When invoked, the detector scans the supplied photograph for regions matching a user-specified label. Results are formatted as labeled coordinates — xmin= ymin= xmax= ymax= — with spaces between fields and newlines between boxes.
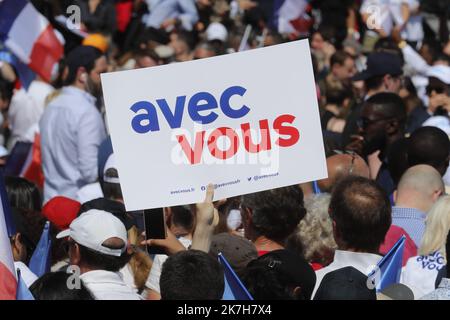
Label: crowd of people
xmin=1 ymin=0 xmax=450 ymax=300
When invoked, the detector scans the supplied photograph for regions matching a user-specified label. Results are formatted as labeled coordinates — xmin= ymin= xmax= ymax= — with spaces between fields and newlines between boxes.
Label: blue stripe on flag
xmin=368 ymin=235 xmax=405 ymax=292
xmin=16 ymin=269 xmax=35 ymax=300
xmin=0 ymin=0 xmax=29 ymax=40
xmin=29 ymin=221 xmax=52 ymax=277
xmin=0 ymin=170 xmax=16 ymax=237
xmin=218 ymin=253 xmax=253 ymax=300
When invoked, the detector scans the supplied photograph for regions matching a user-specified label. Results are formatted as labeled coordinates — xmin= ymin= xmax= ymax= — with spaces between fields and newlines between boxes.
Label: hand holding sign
xmin=191 ymin=184 xmax=226 ymax=253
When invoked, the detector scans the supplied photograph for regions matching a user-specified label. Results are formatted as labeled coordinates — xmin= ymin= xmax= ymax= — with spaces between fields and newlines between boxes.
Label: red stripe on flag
xmin=28 ymin=24 xmax=64 ymax=83
xmin=22 ymin=134 xmax=44 ymax=189
xmin=0 ymin=262 xmax=17 ymax=300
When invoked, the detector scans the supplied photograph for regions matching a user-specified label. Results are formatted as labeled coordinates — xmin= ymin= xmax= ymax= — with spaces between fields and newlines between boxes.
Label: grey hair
xmin=297 ymin=194 xmax=337 ymax=266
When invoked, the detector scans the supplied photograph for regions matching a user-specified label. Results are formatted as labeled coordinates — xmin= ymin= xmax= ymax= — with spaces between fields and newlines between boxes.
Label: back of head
xmin=11 ymin=208 xmax=46 ymax=262
xmin=419 ymin=195 xmax=450 ymax=257
xmin=240 ymin=186 xmax=306 ymax=242
xmin=241 ymin=249 xmax=316 ymax=300
xmin=58 ymin=209 xmax=131 ymax=272
xmin=30 ymin=272 xmax=94 ymax=300
xmin=408 ymin=126 xmax=450 ymax=176
xmin=78 ymin=198 xmax=133 ymax=231
xmin=318 ymin=153 xmax=370 ymax=193
xmin=169 ymin=205 xmax=194 ymax=235
xmin=4 ymin=176 xmax=42 ymax=212
xmin=330 ymin=176 xmax=391 ymax=252
xmin=296 ymin=194 xmax=337 ymax=266
xmin=160 ymin=250 xmax=224 ymax=300
xmin=396 ymin=165 xmax=444 ymax=208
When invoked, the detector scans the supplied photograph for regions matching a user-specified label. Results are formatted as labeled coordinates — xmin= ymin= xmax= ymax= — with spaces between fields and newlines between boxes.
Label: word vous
xmin=130 ymin=86 xmax=300 ymax=164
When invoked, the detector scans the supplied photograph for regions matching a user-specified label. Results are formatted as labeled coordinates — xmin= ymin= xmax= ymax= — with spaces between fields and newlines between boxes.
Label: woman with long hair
xmin=401 ymin=195 xmax=450 ymax=299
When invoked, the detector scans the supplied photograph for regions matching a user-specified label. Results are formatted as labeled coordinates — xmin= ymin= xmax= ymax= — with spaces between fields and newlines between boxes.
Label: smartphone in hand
xmin=143 ymin=208 xmax=167 ymax=255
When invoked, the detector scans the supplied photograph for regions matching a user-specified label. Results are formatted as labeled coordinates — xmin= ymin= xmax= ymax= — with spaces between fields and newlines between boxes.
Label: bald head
xmin=318 ymin=153 xmax=370 ymax=192
xmin=395 ymin=165 xmax=445 ymax=213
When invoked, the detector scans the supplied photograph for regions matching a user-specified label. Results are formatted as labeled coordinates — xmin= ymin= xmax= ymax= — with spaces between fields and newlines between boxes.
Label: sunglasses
xmin=356 ymin=116 xmax=394 ymax=129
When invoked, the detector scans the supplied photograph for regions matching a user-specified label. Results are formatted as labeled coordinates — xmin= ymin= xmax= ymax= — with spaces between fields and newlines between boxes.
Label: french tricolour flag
xmin=0 ymin=0 xmax=64 ymax=83
xmin=0 ymin=171 xmax=17 ymax=299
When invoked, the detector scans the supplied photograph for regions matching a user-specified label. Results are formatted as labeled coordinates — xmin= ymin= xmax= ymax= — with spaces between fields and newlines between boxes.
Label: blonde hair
xmin=127 ymin=226 xmax=153 ymax=293
xmin=298 ymin=194 xmax=337 ymax=266
xmin=418 ymin=195 xmax=450 ymax=261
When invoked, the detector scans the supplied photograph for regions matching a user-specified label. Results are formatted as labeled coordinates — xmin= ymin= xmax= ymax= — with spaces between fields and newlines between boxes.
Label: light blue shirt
xmin=143 ymin=0 xmax=198 ymax=31
xmin=391 ymin=207 xmax=426 ymax=248
xmin=39 ymin=86 xmax=106 ymax=203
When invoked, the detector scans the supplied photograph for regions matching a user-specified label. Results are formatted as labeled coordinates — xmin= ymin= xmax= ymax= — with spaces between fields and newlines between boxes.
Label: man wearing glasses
xmin=346 ymin=92 xmax=407 ymax=196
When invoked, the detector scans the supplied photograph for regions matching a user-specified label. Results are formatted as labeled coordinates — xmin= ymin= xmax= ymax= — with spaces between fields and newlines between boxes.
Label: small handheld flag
xmin=368 ymin=235 xmax=406 ymax=292
xmin=218 ymin=252 xmax=253 ymax=300
xmin=29 ymin=221 xmax=52 ymax=277
xmin=16 ymin=269 xmax=34 ymax=300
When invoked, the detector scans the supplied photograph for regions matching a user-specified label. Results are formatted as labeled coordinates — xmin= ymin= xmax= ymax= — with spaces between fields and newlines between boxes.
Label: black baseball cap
xmin=314 ymin=266 xmax=377 ymax=300
xmin=352 ymin=52 xmax=403 ymax=82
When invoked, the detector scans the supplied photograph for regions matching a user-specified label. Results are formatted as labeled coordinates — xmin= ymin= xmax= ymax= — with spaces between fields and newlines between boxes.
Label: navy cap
xmin=65 ymin=45 xmax=103 ymax=75
xmin=353 ymin=52 xmax=403 ymax=81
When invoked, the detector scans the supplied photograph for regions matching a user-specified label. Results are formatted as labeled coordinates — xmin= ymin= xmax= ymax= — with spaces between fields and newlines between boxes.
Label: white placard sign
xmin=101 ymin=40 xmax=327 ymax=210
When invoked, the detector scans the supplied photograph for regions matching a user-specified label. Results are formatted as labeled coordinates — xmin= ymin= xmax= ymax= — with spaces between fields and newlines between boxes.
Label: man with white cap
xmin=57 ymin=209 xmax=141 ymax=300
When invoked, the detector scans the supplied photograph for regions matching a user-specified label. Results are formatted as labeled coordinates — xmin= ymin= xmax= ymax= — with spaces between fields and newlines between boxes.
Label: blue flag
xmin=369 ymin=235 xmax=405 ymax=292
xmin=16 ymin=269 xmax=34 ymax=300
xmin=312 ymin=181 xmax=321 ymax=194
xmin=29 ymin=221 xmax=52 ymax=277
xmin=218 ymin=253 xmax=253 ymax=300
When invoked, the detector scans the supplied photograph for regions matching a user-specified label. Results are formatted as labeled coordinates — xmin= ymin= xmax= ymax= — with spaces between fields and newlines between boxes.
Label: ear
xmin=432 ymin=189 xmax=443 ymax=202
xmin=76 ymin=67 xmax=87 ymax=83
xmin=69 ymin=242 xmax=81 ymax=266
xmin=292 ymin=286 xmax=303 ymax=300
xmin=393 ymin=190 xmax=398 ymax=204
xmin=11 ymin=233 xmax=25 ymax=261
xmin=383 ymin=74 xmax=391 ymax=90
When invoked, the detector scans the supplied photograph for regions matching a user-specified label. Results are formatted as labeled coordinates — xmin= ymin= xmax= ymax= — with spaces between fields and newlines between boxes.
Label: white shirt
xmin=119 ymin=263 xmax=139 ymax=292
xmin=360 ymin=0 xmax=408 ymax=35
xmin=80 ymin=270 xmax=143 ymax=300
xmin=313 ymin=250 xmax=382 ymax=299
xmin=39 ymin=86 xmax=106 ymax=203
xmin=146 ymin=237 xmax=191 ymax=294
xmin=14 ymin=261 xmax=38 ymax=288
xmin=401 ymin=251 xmax=446 ymax=299
xmin=76 ymin=182 xmax=104 ymax=204
xmin=8 ymin=88 xmax=43 ymax=149
xmin=28 ymin=80 xmax=54 ymax=111
xmin=402 ymin=0 xmax=423 ymax=42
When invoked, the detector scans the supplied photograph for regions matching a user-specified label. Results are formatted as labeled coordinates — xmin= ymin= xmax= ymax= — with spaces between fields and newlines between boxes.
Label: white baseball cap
xmin=206 ymin=22 xmax=228 ymax=42
xmin=56 ymin=209 xmax=128 ymax=257
xmin=103 ymin=153 xmax=120 ymax=184
xmin=427 ymin=65 xmax=450 ymax=85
